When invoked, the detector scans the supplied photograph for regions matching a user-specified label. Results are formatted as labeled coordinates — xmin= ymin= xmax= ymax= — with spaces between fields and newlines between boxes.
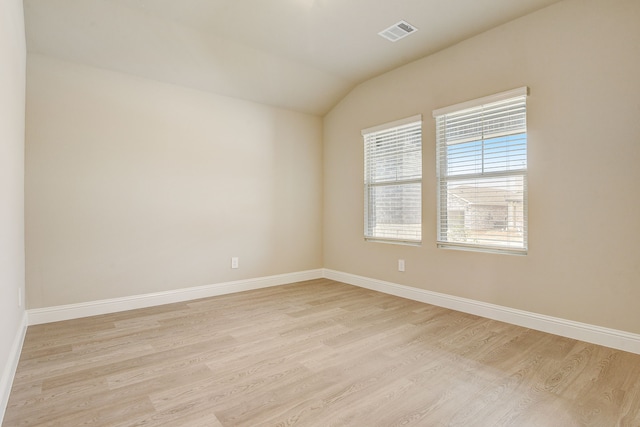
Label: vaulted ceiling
xmin=23 ymin=0 xmax=563 ymax=115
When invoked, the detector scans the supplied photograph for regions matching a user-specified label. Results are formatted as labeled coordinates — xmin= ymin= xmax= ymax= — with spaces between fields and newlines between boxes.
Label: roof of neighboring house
xmin=448 ymin=185 xmax=522 ymax=206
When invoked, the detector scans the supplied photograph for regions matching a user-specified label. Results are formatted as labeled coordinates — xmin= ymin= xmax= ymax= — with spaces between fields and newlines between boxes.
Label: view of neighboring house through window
xmin=363 ymin=115 xmax=422 ymax=244
xmin=433 ymin=87 xmax=528 ymax=254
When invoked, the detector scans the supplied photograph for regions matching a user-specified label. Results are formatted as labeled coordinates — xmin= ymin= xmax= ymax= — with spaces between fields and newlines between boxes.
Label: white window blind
xmin=433 ymin=87 xmax=528 ymax=254
xmin=363 ymin=115 xmax=422 ymax=244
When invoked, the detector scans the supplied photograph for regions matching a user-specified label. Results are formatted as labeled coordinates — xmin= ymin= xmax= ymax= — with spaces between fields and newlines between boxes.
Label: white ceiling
xmin=23 ymin=0 xmax=563 ymax=115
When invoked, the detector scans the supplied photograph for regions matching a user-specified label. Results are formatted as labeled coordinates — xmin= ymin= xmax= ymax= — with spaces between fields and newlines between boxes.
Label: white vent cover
xmin=378 ymin=20 xmax=418 ymax=42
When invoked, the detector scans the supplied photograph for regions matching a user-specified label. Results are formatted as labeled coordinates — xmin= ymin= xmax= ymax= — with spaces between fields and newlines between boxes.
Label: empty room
xmin=2 ymin=0 xmax=640 ymax=425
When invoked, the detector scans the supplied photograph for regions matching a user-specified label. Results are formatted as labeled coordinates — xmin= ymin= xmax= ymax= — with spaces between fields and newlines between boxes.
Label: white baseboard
xmin=28 ymin=269 xmax=323 ymax=325
xmin=1 ymin=311 xmax=27 ymax=426
xmin=24 ymin=267 xmax=640 ymax=355
xmin=323 ymin=269 xmax=640 ymax=355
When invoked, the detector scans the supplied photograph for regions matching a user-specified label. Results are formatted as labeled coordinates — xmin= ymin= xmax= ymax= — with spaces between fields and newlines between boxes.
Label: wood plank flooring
xmin=4 ymin=278 xmax=640 ymax=426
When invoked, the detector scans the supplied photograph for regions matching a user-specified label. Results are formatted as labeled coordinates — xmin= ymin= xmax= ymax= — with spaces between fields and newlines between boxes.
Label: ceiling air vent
xmin=378 ymin=20 xmax=418 ymax=42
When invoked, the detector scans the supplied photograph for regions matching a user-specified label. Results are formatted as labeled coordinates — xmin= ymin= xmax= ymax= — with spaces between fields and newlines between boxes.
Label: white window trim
xmin=432 ymin=87 xmax=528 ymax=118
xmin=433 ymin=87 xmax=529 ymax=255
xmin=363 ymin=114 xmax=422 ymax=245
xmin=361 ymin=114 xmax=422 ymax=136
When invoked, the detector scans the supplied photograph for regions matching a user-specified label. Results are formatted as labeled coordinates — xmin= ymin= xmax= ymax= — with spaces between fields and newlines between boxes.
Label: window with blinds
xmin=433 ymin=87 xmax=528 ymax=254
xmin=363 ymin=115 xmax=422 ymax=244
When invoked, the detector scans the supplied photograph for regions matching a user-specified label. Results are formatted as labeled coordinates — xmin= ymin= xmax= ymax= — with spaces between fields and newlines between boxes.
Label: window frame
xmin=362 ymin=115 xmax=423 ymax=245
xmin=433 ymin=87 xmax=529 ymax=255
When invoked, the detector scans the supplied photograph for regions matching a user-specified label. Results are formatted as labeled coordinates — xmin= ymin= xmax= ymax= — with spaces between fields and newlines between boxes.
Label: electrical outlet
xmin=398 ymin=259 xmax=405 ymax=272
xmin=231 ymin=257 xmax=239 ymax=269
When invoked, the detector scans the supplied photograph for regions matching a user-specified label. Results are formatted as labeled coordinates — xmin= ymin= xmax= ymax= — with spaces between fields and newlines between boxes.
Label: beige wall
xmin=22 ymin=0 xmax=640 ymax=337
xmin=26 ymin=55 xmax=323 ymax=308
xmin=0 ymin=0 xmax=26 ymax=405
xmin=324 ymin=0 xmax=640 ymax=334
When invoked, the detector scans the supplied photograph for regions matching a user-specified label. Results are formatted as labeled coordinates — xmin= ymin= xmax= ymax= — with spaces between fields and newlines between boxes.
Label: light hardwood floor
xmin=4 ymin=279 xmax=640 ymax=426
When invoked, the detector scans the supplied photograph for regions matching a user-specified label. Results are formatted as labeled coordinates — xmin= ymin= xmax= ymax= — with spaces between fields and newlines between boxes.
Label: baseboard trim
xmin=28 ymin=269 xmax=323 ymax=325
xmin=24 ymin=268 xmax=640 ymax=354
xmin=0 ymin=311 xmax=27 ymax=426
xmin=323 ymin=269 xmax=640 ymax=355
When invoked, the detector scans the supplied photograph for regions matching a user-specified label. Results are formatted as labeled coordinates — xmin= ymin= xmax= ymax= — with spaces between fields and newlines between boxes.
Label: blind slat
xmin=434 ymin=91 xmax=528 ymax=253
xmin=363 ymin=117 xmax=422 ymax=243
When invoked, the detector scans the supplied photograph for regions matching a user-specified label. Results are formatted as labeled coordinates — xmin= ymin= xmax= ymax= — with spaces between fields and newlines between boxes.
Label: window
xmin=433 ymin=87 xmax=528 ymax=254
xmin=363 ymin=115 xmax=422 ymax=244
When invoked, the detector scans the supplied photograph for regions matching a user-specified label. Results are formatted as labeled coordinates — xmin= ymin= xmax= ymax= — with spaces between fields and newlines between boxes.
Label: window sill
xmin=437 ymin=242 xmax=527 ymax=256
xmin=365 ymin=237 xmax=422 ymax=247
